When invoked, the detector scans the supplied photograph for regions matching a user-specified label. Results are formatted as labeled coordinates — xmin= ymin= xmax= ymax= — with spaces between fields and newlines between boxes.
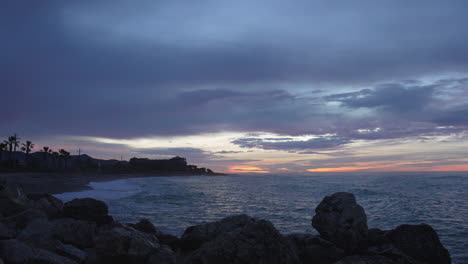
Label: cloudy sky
xmin=2 ymin=1 xmax=468 ymax=173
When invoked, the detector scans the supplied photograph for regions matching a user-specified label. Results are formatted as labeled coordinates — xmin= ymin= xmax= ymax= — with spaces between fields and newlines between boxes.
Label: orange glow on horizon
xmin=307 ymin=166 xmax=376 ymax=172
xmin=227 ymin=166 xmax=270 ymax=173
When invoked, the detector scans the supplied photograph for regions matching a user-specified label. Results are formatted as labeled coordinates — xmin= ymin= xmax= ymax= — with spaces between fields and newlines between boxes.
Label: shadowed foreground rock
xmin=312 ymin=192 xmax=368 ymax=253
xmin=0 ymin=181 xmax=451 ymax=264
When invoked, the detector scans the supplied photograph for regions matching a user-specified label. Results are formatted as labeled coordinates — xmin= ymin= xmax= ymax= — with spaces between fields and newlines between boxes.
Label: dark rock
xmin=0 ymin=222 xmax=15 ymax=239
xmin=33 ymin=248 xmax=79 ymax=264
xmin=0 ymin=239 xmax=34 ymax=264
xmin=185 ymin=216 xmax=300 ymax=264
xmin=158 ymin=232 xmax=181 ymax=250
xmin=1 ymin=208 xmax=47 ymax=230
xmin=19 ymin=219 xmax=88 ymax=263
xmin=52 ymin=218 xmax=97 ymax=248
xmin=333 ymin=255 xmax=398 ymax=264
xmin=55 ymin=242 xmax=88 ymax=263
xmin=386 ymin=224 xmax=451 ymax=264
xmin=181 ymin=214 xmax=255 ymax=250
xmin=312 ymin=192 xmax=368 ymax=253
xmin=17 ymin=218 xmax=56 ymax=250
xmin=28 ymin=193 xmax=64 ymax=218
xmin=0 ymin=198 xmax=28 ymax=217
xmin=367 ymin=245 xmax=422 ymax=264
xmin=129 ymin=218 xmax=159 ymax=234
xmin=95 ymin=224 xmax=174 ymax=263
xmin=63 ymin=198 xmax=113 ymax=225
xmin=147 ymin=245 xmax=177 ymax=264
xmin=0 ymin=181 xmax=30 ymax=217
xmin=0 ymin=239 xmax=78 ymax=264
xmin=368 ymin=228 xmax=389 ymax=246
xmin=287 ymin=233 xmax=345 ymax=264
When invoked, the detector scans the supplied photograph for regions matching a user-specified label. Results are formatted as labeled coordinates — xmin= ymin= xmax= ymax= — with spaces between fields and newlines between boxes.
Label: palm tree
xmin=59 ymin=149 xmax=70 ymax=169
xmin=21 ymin=140 xmax=34 ymax=156
xmin=40 ymin=146 xmax=52 ymax=167
xmin=4 ymin=134 xmax=20 ymax=168
xmin=21 ymin=140 xmax=34 ymax=168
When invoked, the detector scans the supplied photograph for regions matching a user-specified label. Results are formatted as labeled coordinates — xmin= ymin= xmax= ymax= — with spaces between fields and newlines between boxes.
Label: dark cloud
xmin=232 ymin=136 xmax=350 ymax=151
xmin=1 ymin=0 xmax=468 ymax=143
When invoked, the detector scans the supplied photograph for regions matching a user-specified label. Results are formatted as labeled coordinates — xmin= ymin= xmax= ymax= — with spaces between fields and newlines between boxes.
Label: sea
xmin=56 ymin=172 xmax=468 ymax=264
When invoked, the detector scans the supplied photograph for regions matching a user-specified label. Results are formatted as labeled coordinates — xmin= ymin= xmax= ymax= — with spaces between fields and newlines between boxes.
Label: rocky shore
xmin=0 ymin=181 xmax=451 ymax=264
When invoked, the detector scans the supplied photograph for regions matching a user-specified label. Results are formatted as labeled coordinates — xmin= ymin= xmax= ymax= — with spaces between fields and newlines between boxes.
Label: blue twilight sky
xmin=1 ymin=1 xmax=468 ymax=173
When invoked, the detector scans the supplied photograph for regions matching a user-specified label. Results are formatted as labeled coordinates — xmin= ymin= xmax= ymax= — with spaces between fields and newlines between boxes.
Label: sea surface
xmin=57 ymin=172 xmax=468 ymax=263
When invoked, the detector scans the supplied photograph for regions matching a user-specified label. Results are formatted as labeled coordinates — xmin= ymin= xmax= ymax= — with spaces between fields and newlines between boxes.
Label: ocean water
xmin=57 ymin=172 xmax=468 ymax=263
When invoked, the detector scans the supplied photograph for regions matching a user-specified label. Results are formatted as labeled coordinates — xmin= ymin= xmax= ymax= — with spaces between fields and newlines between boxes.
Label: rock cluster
xmin=0 ymin=180 xmax=451 ymax=264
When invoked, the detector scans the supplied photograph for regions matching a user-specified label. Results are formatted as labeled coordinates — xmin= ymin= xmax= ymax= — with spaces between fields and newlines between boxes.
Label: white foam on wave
xmin=55 ymin=178 xmax=142 ymax=202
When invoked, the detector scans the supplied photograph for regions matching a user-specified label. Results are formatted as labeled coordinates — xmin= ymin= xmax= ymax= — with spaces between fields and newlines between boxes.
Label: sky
xmin=1 ymin=1 xmax=468 ymax=173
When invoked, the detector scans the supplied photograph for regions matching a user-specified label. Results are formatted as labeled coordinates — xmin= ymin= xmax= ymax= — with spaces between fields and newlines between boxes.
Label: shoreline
xmin=0 ymin=172 xmax=228 ymax=195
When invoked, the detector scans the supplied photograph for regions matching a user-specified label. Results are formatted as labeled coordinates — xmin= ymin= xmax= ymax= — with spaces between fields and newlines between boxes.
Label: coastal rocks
xmin=0 ymin=239 xmax=34 ymax=263
xmin=0 ymin=239 xmax=78 ymax=264
xmin=312 ymin=192 xmax=368 ymax=253
xmin=51 ymin=218 xmax=97 ymax=248
xmin=287 ymin=233 xmax=345 ymax=264
xmin=183 ymin=216 xmax=300 ymax=264
xmin=94 ymin=224 xmax=175 ymax=264
xmin=0 ymin=181 xmax=30 ymax=217
xmin=386 ymin=224 xmax=451 ymax=264
xmin=0 ymin=181 xmax=453 ymax=264
xmin=63 ymin=198 xmax=113 ymax=225
xmin=129 ymin=218 xmax=160 ymax=234
xmin=27 ymin=193 xmax=64 ymax=218
xmin=2 ymin=208 xmax=47 ymax=230
xmin=180 ymin=214 xmax=255 ymax=250
xmin=0 ymin=222 xmax=14 ymax=239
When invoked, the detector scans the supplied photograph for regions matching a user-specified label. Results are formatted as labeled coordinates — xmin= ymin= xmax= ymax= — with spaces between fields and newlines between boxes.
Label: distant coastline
xmin=0 ymin=171 xmax=227 ymax=195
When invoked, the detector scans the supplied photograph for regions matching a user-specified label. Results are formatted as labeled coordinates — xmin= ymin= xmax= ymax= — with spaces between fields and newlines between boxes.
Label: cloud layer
xmin=1 ymin=1 xmax=468 ymax=171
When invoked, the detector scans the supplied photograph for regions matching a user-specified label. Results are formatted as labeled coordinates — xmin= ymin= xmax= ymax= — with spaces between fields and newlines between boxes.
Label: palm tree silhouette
xmin=4 ymin=134 xmax=20 ymax=168
xmin=21 ymin=140 xmax=35 ymax=168
xmin=59 ymin=149 xmax=70 ymax=169
xmin=40 ymin=146 xmax=52 ymax=168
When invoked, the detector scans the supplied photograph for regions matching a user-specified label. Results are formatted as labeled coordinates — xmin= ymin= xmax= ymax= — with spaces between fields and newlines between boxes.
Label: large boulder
xmin=184 ymin=215 xmax=300 ymax=264
xmin=27 ymin=193 xmax=64 ymax=218
xmin=1 ymin=208 xmax=47 ymax=230
xmin=129 ymin=218 xmax=160 ymax=234
xmin=0 ymin=181 xmax=30 ymax=217
xmin=181 ymin=214 xmax=255 ymax=250
xmin=51 ymin=218 xmax=97 ymax=249
xmin=386 ymin=224 xmax=451 ymax=264
xmin=287 ymin=233 xmax=345 ymax=264
xmin=63 ymin=198 xmax=113 ymax=225
xmin=0 ymin=239 xmax=34 ymax=264
xmin=312 ymin=192 xmax=368 ymax=253
xmin=0 ymin=222 xmax=15 ymax=239
xmin=54 ymin=242 xmax=88 ymax=263
xmin=17 ymin=218 xmax=90 ymax=263
xmin=95 ymin=224 xmax=175 ymax=264
xmin=0 ymin=239 xmax=78 ymax=264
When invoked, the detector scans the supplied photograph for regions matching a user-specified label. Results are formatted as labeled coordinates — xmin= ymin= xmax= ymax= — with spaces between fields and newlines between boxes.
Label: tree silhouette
xmin=59 ymin=149 xmax=70 ymax=169
xmin=21 ymin=140 xmax=34 ymax=168
xmin=4 ymin=134 xmax=20 ymax=168
xmin=40 ymin=146 xmax=53 ymax=168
